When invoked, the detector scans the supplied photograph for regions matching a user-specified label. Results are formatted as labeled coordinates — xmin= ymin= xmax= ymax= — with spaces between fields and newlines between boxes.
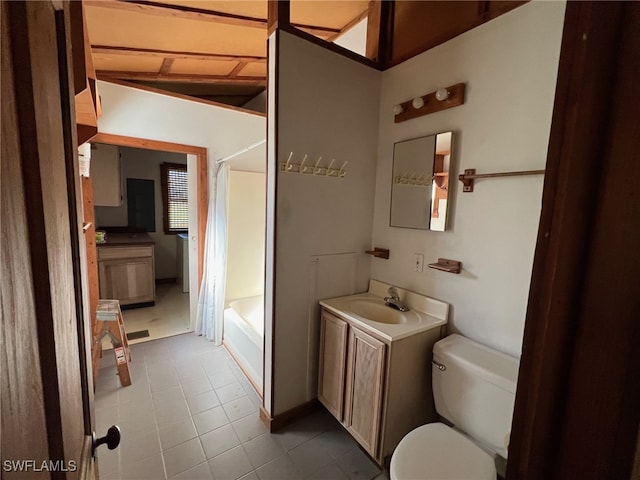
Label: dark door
xmin=2 ymin=2 xmax=100 ymax=478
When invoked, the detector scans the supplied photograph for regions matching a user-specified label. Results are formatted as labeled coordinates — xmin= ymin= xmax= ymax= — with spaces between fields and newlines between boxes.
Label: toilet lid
xmin=390 ymin=423 xmax=496 ymax=480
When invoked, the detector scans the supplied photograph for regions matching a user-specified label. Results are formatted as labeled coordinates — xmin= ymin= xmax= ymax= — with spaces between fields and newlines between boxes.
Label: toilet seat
xmin=390 ymin=423 xmax=496 ymax=480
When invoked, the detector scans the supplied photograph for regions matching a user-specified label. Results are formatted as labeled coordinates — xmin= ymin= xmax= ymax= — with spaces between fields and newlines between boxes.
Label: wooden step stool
xmin=96 ymin=299 xmax=132 ymax=387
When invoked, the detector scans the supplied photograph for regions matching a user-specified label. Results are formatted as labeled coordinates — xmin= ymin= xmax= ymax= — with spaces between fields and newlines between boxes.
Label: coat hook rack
xmin=280 ymin=152 xmax=348 ymax=178
xmin=458 ymin=168 xmax=545 ymax=192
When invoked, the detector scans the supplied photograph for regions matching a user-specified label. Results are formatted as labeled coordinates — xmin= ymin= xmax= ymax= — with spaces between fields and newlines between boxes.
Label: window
xmin=160 ymin=163 xmax=188 ymax=233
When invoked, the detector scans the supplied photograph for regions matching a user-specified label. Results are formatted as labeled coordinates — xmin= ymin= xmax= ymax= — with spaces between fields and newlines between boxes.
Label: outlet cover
xmin=414 ymin=253 xmax=424 ymax=273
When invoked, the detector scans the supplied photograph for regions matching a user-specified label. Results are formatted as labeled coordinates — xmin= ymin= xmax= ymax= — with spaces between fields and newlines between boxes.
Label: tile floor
xmin=103 ymin=283 xmax=190 ymax=350
xmin=95 ymin=333 xmax=389 ymax=480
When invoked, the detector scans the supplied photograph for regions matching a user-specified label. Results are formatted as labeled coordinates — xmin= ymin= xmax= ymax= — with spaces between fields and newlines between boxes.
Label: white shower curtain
xmin=196 ymin=161 xmax=229 ymax=343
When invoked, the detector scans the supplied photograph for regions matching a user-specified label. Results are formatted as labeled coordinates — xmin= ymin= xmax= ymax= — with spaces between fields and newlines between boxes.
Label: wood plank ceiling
xmin=85 ymin=0 xmax=370 ymax=107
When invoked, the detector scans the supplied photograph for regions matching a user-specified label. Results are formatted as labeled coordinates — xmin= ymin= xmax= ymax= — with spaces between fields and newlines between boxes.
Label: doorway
xmin=91 ymin=142 xmax=191 ymax=344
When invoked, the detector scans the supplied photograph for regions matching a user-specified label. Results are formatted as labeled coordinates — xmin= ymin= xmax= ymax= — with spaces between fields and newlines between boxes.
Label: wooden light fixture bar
xmin=394 ymin=83 xmax=465 ymax=123
xmin=458 ymin=168 xmax=545 ymax=192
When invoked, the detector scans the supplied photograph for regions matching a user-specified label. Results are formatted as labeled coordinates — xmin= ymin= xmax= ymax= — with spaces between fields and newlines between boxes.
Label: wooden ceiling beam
xmin=228 ymin=62 xmax=247 ymax=78
xmin=91 ymin=45 xmax=266 ymax=63
xmin=86 ymin=0 xmax=340 ymax=37
xmin=159 ymin=58 xmax=174 ymax=75
xmin=96 ymin=70 xmax=266 ymax=86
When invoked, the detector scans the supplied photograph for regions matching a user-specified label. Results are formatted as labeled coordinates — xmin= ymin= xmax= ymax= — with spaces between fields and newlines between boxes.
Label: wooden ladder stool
xmin=96 ymin=299 xmax=132 ymax=387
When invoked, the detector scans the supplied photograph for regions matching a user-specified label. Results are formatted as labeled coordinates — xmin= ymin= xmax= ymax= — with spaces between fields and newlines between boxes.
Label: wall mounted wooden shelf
xmin=394 ymin=83 xmax=465 ymax=123
xmin=365 ymin=248 xmax=390 ymax=259
xmin=428 ymin=258 xmax=461 ymax=274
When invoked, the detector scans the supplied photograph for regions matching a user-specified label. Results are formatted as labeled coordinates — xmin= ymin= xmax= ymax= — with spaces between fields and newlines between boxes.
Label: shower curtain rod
xmin=216 ymin=139 xmax=266 ymax=163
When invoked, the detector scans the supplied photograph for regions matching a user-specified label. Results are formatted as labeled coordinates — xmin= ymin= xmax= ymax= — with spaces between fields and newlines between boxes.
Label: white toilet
xmin=390 ymin=334 xmax=519 ymax=480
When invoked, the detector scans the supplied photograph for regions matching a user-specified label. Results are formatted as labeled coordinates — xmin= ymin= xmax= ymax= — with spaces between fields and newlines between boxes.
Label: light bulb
xmin=412 ymin=97 xmax=424 ymax=109
xmin=435 ymin=88 xmax=450 ymax=101
xmin=393 ymin=104 xmax=404 ymax=115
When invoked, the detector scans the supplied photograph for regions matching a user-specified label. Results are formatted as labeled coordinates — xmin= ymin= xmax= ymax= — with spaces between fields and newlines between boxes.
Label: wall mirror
xmin=390 ymin=131 xmax=453 ymax=231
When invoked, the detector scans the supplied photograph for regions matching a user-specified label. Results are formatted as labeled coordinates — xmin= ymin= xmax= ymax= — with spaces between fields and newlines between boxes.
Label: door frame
xmin=507 ymin=2 xmax=640 ymax=478
xmin=90 ymin=133 xmax=208 ymax=293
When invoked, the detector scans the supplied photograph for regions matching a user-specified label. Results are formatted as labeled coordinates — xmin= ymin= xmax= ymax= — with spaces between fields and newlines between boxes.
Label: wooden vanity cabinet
xmin=343 ymin=326 xmax=386 ymax=456
xmin=98 ymin=245 xmax=155 ymax=306
xmin=318 ymin=308 xmax=444 ymax=464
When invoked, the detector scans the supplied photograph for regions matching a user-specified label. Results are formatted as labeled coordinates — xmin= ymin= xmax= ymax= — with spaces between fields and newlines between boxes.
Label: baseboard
xmin=155 ymin=277 xmax=177 ymax=285
xmin=259 ymin=399 xmax=320 ymax=433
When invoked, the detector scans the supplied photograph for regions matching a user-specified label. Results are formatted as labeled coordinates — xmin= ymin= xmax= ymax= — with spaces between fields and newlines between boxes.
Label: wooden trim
xmin=97 ymin=70 xmax=266 ymax=85
xmin=56 ymin=3 xmax=95 ymax=435
xmin=70 ymin=1 xmax=85 ymax=95
xmin=98 ymin=78 xmax=266 ymax=118
xmin=158 ymin=57 xmax=174 ymax=76
xmin=365 ymin=0 xmax=393 ymax=66
xmin=259 ymin=400 xmax=320 ymax=433
xmin=87 ymin=0 xmax=337 ymax=37
xmin=229 ymin=61 xmax=247 ymax=77
xmin=91 ymin=133 xmax=208 ymax=288
xmin=507 ymin=2 xmax=640 ymax=478
xmin=91 ymin=45 xmax=267 ymax=63
xmin=267 ymin=0 xmax=290 ymax=35
xmin=279 ymin=24 xmax=381 ymax=71
xmin=86 ymin=0 xmax=270 ymax=29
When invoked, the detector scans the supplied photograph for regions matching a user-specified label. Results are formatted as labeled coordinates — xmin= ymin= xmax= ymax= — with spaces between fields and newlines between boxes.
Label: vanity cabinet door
xmin=98 ymin=256 xmax=155 ymax=305
xmin=318 ymin=311 xmax=349 ymax=420
xmin=344 ymin=326 xmax=386 ymax=458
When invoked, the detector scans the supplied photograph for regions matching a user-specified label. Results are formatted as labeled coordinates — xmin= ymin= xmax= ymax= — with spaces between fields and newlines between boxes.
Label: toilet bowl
xmin=390 ymin=423 xmax=495 ymax=480
xmin=390 ymin=334 xmax=519 ymax=480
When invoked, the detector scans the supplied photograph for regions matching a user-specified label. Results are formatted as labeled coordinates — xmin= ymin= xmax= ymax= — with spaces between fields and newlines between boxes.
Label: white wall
xmin=268 ymin=31 xmax=381 ymax=415
xmin=97 ymin=80 xmax=266 ymax=328
xmin=226 ymin=171 xmax=266 ymax=302
xmin=372 ymin=1 xmax=566 ymax=357
xmin=242 ymin=91 xmax=267 ymax=114
xmin=334 ymin=17 xmax=368 ymax=57
xmin=94 ymin=146 xmax=187 ymax=280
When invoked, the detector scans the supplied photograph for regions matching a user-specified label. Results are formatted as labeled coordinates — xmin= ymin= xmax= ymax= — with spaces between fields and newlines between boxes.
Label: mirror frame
xmin=389 ymin=131 xmax=453 ymax=231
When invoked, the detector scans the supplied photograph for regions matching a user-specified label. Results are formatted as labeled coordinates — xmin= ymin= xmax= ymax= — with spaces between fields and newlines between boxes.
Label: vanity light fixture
xmin=435 ymin=88 xmax=450 ymax=101
xmin=394 ymin=83 xmax=466 ymax=123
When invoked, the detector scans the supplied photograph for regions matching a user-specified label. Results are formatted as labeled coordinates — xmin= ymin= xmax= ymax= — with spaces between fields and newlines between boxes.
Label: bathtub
xmin=223 ymin=295 xmax=263 ymax=394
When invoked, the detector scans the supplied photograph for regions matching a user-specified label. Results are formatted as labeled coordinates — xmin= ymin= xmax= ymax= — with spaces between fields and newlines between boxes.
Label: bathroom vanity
xmin=318 ymin=280 xmax=448 ymax=464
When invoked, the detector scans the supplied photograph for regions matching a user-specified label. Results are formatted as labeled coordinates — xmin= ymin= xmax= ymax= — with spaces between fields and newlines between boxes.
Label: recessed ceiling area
xmin=85 ymin=0 xmax=370 ymax=109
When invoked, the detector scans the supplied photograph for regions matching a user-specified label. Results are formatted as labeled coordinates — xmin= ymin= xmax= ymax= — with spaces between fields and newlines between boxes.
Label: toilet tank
xmin=432 ymin=334 xmax=519 ymax=458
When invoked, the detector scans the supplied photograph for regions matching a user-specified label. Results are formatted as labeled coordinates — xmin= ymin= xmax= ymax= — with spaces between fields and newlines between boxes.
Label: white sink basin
xmin=347 ymin=298 xmax=418 ymax=325
xmin=319 ymin=282 xmax=449 ymax=342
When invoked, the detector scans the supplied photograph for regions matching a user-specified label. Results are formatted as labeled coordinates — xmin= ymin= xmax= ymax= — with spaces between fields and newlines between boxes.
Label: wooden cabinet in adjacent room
xmin=97 ymin=236 xmax=156 ymax=307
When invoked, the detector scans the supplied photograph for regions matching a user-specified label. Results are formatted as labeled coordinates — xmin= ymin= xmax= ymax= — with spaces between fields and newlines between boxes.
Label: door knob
xmin=92 ymin=425 xmax=121 ymax=456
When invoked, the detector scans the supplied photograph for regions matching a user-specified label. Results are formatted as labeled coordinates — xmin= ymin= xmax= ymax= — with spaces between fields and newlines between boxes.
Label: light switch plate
xmin=414 ymin=253 xmax=424 ymax=273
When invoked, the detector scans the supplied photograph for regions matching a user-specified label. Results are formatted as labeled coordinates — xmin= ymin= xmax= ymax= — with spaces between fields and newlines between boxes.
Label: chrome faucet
xmin=384 ymin=287 xmax=410 ymax=312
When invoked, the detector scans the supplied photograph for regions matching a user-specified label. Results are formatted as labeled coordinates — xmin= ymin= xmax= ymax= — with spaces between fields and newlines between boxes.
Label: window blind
xmin=161 ymin=163 xmax=188 ymax=233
